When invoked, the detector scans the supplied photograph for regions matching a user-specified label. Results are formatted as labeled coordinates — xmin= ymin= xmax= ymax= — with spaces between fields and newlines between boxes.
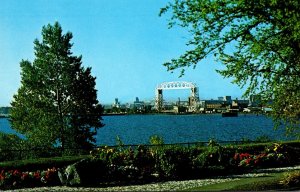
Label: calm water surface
xmin=0 ymin=114 xmax=292 ymax=146
xmin=96 ymin=114 xmax=291 ymax=145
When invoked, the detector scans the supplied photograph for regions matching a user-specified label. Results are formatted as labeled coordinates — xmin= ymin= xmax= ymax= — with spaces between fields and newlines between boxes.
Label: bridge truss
xmin=155 ymin=81 xmax=199 ymax=112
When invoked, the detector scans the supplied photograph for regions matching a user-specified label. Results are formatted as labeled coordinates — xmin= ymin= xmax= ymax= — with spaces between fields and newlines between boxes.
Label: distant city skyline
xmin=0 ymin=0 xmax=245 ymax=107
xmin=102 ymin=93 xmax=247 ymax=106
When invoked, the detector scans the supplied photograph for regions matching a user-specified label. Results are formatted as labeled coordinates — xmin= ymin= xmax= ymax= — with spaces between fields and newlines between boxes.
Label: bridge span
xmin=155 ymin=81 xmax=199 ymax=112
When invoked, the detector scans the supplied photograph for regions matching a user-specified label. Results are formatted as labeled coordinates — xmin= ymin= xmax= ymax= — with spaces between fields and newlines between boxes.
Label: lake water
xmin=0 ymin=114 xmax=293 ymax=146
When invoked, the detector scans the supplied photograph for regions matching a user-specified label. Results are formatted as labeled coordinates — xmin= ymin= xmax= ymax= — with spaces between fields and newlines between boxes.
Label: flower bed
xmin=0 ymin=167 xmax=59 ymax=189
xmin=233 ymin=143 xmax=290 ymax=169
xmin=1 ymin=141 xmax=299 ymax=189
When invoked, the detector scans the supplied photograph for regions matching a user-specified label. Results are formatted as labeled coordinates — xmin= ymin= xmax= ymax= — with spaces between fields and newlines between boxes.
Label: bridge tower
xmin=155 ymin=88 xmax=163 ymax=112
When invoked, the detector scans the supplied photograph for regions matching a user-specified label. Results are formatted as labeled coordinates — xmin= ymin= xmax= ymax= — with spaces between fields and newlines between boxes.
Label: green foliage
xmin=194 ymin=146 xmax=221 ymax=168
xmin=154 ymin=146 xmax=194 ymax=179
xmin=149 ymin=135 xmax=164 ymax=145
xmin=1 ymin=140 xmax=297 ymax=188
xmin=90 ymin=145 xmax=156 ymax=182
xmin=10 ymin=22 xmax=104 ymax=150
xmin=193 ymin=145 xmax=234 ymax=172
xmin=90 ymin=141 xmax=300 ymax=182
xmin=90 ymin=141 xmax=298 ymax=181
xmin=115 ymin=135 xmax=124 ymax=147
xmin=0 ymin=132 xmax=24 ymax=161
xmin=208 ymin=139 xmax=219 ymax=147
xmin=160 ymin=0 xmax=300 ymax=134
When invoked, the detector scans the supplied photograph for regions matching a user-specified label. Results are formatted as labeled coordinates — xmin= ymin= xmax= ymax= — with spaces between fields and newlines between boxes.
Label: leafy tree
xmin=160 ymin=0 xmax=300 ymax=136
xmin=10 ymin=22 xmax=104 ymax=151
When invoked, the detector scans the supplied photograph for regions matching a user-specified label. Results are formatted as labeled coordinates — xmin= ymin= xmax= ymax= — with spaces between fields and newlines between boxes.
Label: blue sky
xmin=0 ymin=0 xmax=245 ymax=106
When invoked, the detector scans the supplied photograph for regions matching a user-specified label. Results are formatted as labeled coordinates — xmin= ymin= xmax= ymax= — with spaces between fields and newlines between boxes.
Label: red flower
xmin=0 ymin=170 xmax=5 ymax=180
xmin=13 ymin=170 xmax=21 ymax=176
xmin=34 ymin=171 xmax=41 ymax=179
xmin=234 ymin=153 xmax=239 ymax=160
xmin=21 ymin=173 xmax=29 ymax=180
xmin=242 ymin=153 xmax=251 ymax=159
xmin=245 ymin=158 xmax=252 ymax=164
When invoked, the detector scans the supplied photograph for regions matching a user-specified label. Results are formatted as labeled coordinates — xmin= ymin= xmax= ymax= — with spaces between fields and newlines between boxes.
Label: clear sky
xmin=0 ymin=0 xmax=245 ymax=106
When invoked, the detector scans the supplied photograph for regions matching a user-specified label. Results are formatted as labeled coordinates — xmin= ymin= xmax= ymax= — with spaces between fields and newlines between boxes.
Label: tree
xmin=10 ymin=22 xmax=104 ymax=151
xmin=160 ymin=0 xmax=300 ymax=136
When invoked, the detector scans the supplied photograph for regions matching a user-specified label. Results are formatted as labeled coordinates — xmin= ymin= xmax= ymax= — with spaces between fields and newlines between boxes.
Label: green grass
xmin=0 ymin=155 xmax=88 ymax=171
xmin=185 ymin=171 xmax=296 ymax=191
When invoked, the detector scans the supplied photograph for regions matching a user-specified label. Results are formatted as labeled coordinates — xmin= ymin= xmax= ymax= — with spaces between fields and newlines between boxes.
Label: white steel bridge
xmin=155 ymin=81 xmax=199 ymax=112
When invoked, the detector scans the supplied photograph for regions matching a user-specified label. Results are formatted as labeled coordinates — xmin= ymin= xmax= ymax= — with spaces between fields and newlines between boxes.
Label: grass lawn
xmin=185 ymin=171 xmax=299 ymax=191
xmin=0 ymin=155 xmax=88 ymax=171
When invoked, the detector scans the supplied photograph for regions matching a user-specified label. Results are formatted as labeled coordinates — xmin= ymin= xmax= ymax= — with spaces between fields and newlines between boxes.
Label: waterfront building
xmin=104 ymin=98 xmax=126 ymax=113
xmin=199 ymin=96 xmax=250 ymax=113
xmin=199 ymin=99 xmax=228 ymax=113
xmin=231 ymin=98 xmax=249 ymax=111
xmin=133 ymin=97 xmax=145 ymax=112
xmin=236 ymin=99 xmax=249 ymax=109
xmin=223 ymin=96 xmax=232 ymax=105
xmin=112 ymin=98 xmax=120 ymax=108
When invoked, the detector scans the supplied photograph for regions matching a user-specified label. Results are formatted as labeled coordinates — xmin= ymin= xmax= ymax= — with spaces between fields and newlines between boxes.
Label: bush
xmin=108 ymin=145 xmax=156 ymax=182
xmin=88 ymin=141 xmax=300 ymax=183
xmin=192 ymin=145 xmax=236 ymax=177
xmin=91 ymin=145 xmax=156 ymax=182
xmin=58 ymin=158 xmax=108 ymax=186
xmin=234 ymin=143 xmax=272 ymax=154
xmin=154 ymin=146 xmax=194 ymax=179
xmin=193 ymin=146 xmax=221 ymax=168
xmin=2 ymin=139 xmax=298 ymax=189
xmin=233 ymin=152 xmax=289 ymax=169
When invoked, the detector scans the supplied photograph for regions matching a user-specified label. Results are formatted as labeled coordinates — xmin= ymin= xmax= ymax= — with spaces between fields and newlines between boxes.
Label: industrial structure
xmin=155 ymin=81 xmax=199 ymax=112
xmin=101 ymin=81 xmax=265 ymax=114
